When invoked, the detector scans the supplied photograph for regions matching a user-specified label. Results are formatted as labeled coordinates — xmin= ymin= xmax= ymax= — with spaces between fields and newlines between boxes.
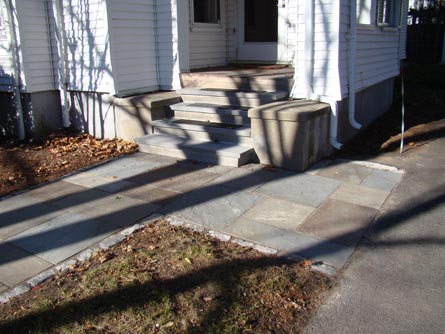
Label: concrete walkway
xmin=0 ymin=150 xmax=402 ymax=296
xmin=304 ymin=137 xmax=445 ymax=334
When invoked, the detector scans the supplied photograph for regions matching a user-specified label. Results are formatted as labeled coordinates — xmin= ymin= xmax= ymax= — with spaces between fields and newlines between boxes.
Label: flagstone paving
xmin=0 ymin=152 xmax=402 ymax=294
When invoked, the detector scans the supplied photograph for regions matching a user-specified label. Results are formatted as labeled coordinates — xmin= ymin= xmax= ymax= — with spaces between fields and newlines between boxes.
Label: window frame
xmin=191 ymin=0 xmax=222 ymax=30
xmin=376 ymin=0 xmax=401 ymax=27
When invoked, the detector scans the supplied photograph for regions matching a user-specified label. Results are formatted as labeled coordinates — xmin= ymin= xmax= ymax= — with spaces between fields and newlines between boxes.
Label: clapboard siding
xmin=13 ymin=1 xmax=55 ymax=92
xmin=189 ymin=0 xmax=227 ymax=69
xmin=61 ymin=0 xmax=114 ymax=93
xmin=293 ymin=0 xmax=342 ymax=100
xmin=107 ymin=0 xmax=158 ymax=95
xmin=0 ymin=1 xmax=14 ymax=91
xmin=286 ymin=0 xmax=298 ymax=63
xmin=156 ymin=0 xmax=181 ymax=89
xmin=339 ymin=0 xmax=407 ymax=97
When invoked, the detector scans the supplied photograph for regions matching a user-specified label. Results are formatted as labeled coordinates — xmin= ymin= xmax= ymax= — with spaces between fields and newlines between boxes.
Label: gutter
xmin=5 ymin=0 xmax=25 ymax=140
xmin=348 ymin=0 xmax=362 ymax=129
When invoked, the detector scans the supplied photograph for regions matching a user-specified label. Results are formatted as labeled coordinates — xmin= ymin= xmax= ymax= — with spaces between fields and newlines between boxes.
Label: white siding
xmin=0 ymin=1 xmax=14 ymax=91
xmin=189 ymin=0 xmax=227 ymax=69
xmin=286 ymin=0 xmax=299 ymax=64
xmin=61 ymin=0 xmax=114 ymax=93
xmin=339 ymin=0 xmax=408 ymax=97
xmin=156 ymin=0 xmax=181 ymax=90
xmin=107 ymin=0 xmax=159 ymax=96
xmin=16 ymin=0 xmax=56 ymax=93
xmin=292 ymin=0 xmax=342 ymax=100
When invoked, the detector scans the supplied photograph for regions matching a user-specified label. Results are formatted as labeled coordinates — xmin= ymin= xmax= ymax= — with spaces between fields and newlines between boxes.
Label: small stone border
xmin=0 ymin=212 xmax=337 ymax=304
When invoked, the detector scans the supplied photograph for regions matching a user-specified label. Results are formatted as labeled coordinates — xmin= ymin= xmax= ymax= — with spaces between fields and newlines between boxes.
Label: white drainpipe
xmin=5 ymin=0 xmax=25 ymax=140
xmin=328 ymin=100 xmax=343 ymax=149
xmin=52 ymin=0 xmax=71 ymax=128
xmin=348 ymin=0 xmax=362 ymax=129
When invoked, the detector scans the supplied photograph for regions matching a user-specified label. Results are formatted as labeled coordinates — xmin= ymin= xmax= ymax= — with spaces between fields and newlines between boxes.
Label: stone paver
xmin=330 ymin=183 xmax=390 ymax=210
xmin=0 ymin=242 xmax=52 ymax=287
xmin=255 ymin=171 xmax=342 ymax=207
xmin=87 ymin=156 xmax=164 ymax=180
xmin=25 ymin=181 xmax=89 ymax=202
xmin=119 ymin=184 xmax=180 ymax=205
xmin=7 ymin=212 xmax=119 ymax=264
xmin=223 ymin=217 xmax=354 ymax=268
xmin=241 ymin=197 xmax=315 ymax=231
xmin=297 ymin=199 xmax=378 ymax=246
xmin=161 ymin=186 xmax=261 ymax=230
xmin=0 ymin=195 xmax=66 ymax=240
xmin=208 ymin=167 xmax=275 ymax=192
xmin=48 ymin=186 xmax=159 ymax=227
xmin=315 ymin=161 xmax=373 ymax=184
xmin=129 ymin=164 xmax=219 ymax=193
xmin=64 ymin=172 xmax=134 ymax=193
xmin=361 ymin=169 xmax=403 ymax=192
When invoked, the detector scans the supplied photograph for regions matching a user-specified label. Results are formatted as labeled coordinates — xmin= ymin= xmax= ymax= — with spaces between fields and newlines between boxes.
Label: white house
xmin=0 ymin=0 xmax=408 ymax=168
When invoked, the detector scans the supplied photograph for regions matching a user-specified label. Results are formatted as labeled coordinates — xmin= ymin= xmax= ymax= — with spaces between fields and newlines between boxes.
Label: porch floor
xmin=180 ymin=66 xmax=294 ymax=92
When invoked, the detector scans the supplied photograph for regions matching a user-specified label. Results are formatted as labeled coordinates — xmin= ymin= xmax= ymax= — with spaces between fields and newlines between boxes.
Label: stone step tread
xmin=177 ymin=87 xmax=288 ymax=100
xmin=136 ymin=134 xmax=253 ymax=158
xmin=170 ymin=102 xmax=249 ymax=116
xmin=152 ymin=119 xmax=251 ymax=136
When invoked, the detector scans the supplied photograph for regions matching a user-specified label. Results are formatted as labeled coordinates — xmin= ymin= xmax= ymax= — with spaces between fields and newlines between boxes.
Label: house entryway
xmin=236 ymin=0 xmax=287 ymax=62
xmin=136 ymin=67 xmax=293 ymax=167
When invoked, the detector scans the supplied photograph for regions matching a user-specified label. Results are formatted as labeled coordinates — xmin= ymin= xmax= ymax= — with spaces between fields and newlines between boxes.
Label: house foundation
xmin=68 ymin=91 xmax=181 ymax=141
xmin=0 ymin=91 xmax=62 ymax=138
xmin=338 ymin=78 xmax=395 ymax=143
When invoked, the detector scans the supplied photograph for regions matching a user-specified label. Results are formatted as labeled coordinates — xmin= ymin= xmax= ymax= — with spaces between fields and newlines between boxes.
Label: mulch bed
xmin=0 ymin=130 xmax=138 ymax=198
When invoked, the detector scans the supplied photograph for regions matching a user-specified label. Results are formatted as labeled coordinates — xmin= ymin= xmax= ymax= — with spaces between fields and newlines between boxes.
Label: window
xmin=377 ymin=0 xmax=400 ymax=26
xmin=193 ymin=0 xmax=221 ymax=24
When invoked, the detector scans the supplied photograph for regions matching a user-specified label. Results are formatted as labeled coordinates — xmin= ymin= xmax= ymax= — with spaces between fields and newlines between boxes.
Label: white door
xmin=236 ymin=0 xmax=287 ymax=62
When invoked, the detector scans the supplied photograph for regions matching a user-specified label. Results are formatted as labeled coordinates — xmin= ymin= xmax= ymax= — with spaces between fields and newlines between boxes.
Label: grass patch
xmin=0 ymin=220 xmax=333 ymax=334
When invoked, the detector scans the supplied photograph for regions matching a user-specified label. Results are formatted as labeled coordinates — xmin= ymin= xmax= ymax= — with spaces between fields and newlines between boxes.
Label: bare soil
xmin=0 ymin=220 xmax=333 ymax=334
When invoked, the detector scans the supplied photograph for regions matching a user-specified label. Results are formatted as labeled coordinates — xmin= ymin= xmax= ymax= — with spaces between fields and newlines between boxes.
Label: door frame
xmin=236 ymin=0 xmax=288 ymax=63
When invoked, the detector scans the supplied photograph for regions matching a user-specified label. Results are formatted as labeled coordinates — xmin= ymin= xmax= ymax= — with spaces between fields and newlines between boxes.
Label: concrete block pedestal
xmin=248 ymin=100 xmax=332 ymax=172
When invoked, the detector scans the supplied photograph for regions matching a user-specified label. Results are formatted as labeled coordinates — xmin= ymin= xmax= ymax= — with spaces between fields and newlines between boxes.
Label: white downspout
xmin=348 ymin=0 xmax=362 ymax=129
xmin=5 ymin=0 xmax=25 ymax=140
xmin=328 ymin=100 xmax=343 ymax=149
xmin=53 ymin=0 xmax=70 ymax=128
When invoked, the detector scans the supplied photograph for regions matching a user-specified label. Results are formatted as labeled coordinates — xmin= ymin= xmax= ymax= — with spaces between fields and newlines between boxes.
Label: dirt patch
xmin=0 ymin=220 xmax=333 ymax=334
xmin=0 ymin=130 xmax=138 ymax=197
xmin=340 ymin=64 xmax=445 ymax=156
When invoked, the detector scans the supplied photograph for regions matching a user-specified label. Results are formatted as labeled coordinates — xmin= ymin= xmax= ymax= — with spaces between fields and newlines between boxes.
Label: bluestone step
xmin=178 ymin=88 xmax=288 ymax=108
xmin=171 ymin=102 xmax=249 ymax=124
xmin=152 ymin=119 xmax=252 ymax=145
xmin=136 ymin=134 xmax=255 ymax=167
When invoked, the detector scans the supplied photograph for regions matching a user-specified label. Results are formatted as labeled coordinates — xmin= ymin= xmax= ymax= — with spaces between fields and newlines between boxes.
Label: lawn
xmin=0 ymin=220 xmax=333 ymax=334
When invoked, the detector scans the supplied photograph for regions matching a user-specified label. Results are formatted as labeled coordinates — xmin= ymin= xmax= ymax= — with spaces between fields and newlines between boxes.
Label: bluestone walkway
xmin=0 ymin=151 xmax=402 ymax=294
